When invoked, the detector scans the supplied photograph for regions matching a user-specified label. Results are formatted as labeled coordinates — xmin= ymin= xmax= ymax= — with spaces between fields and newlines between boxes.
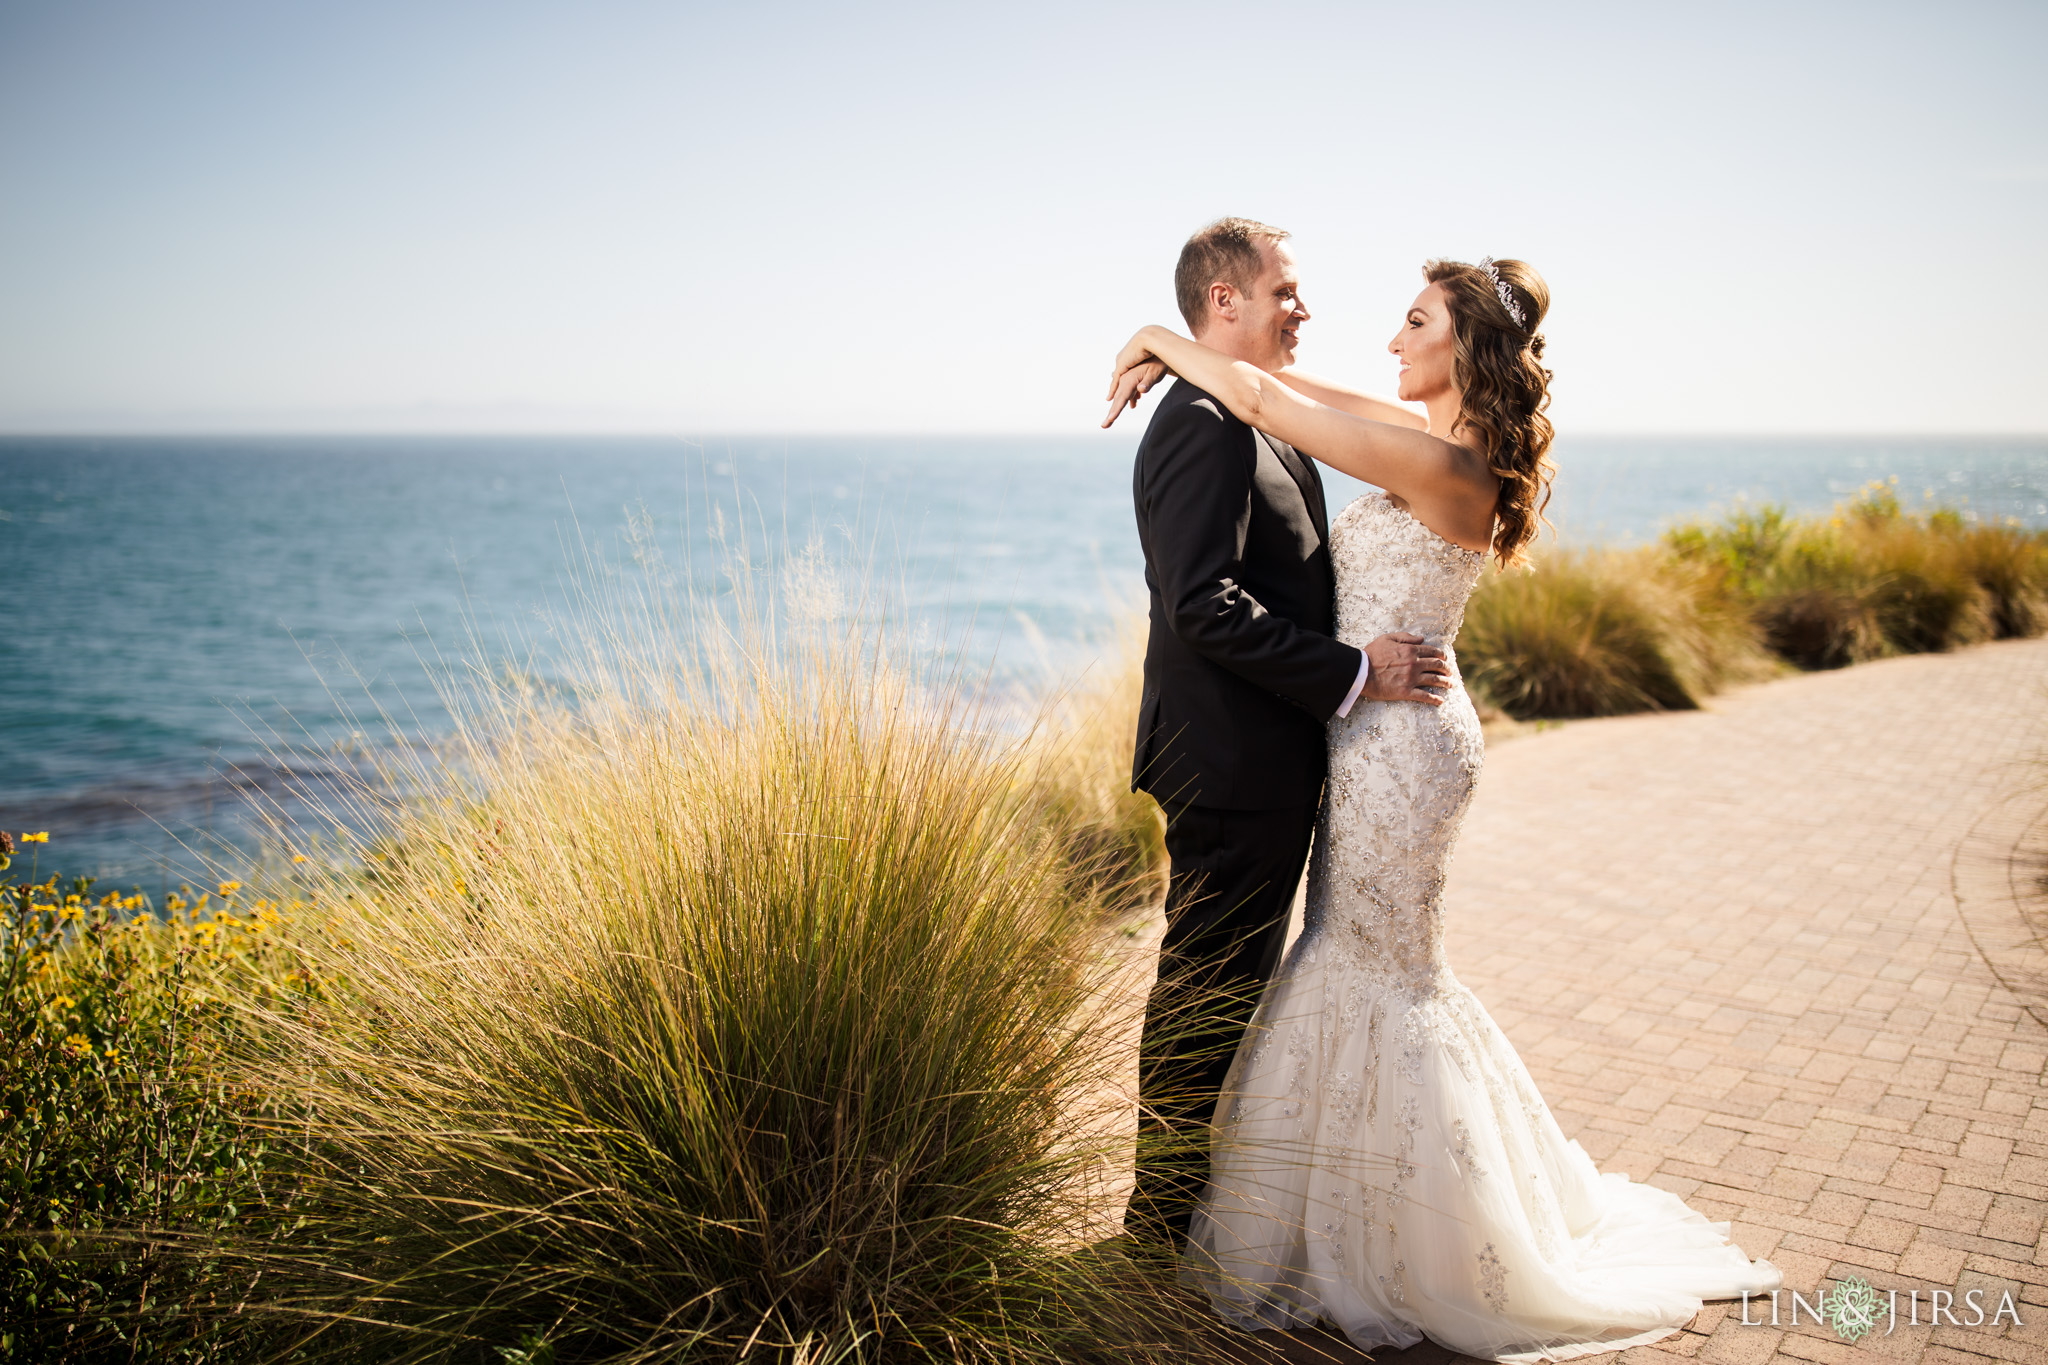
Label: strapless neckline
xmin=1337 ymin=491 xmax=1486 ymax=562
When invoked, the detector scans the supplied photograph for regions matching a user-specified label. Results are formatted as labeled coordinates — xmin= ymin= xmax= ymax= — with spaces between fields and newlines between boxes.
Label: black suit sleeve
xmin=1140 ymin=397 xmax=1363 ymax=720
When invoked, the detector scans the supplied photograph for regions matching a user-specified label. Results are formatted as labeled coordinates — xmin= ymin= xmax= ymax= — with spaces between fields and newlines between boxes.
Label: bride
xmin=1103 ymin=258 xmax=1780 ymax=1362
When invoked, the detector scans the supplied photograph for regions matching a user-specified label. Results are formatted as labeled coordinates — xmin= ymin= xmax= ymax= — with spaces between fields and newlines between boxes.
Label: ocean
xmin=3 ymin=432 xmax=2044 ymax=888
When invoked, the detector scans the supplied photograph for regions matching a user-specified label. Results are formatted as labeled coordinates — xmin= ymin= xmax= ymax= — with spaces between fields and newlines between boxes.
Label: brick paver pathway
xmin=1412 ymin=636 xmax=2048 ymax=1365
xmin=1198 ymin=637 xmax=2048 ymax=1365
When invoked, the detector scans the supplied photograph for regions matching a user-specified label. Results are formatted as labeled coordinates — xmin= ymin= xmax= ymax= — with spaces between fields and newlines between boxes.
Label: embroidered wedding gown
xmin=1186 ymin=493 xmax=1781 ymax=1363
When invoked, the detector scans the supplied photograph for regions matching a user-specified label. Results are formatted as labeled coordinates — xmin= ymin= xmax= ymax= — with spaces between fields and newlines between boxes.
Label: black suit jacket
xmin=1130 ymin=379 xmax=1364 ymax=811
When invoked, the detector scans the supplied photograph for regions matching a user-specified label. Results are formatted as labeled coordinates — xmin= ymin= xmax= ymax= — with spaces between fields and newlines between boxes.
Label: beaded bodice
xmin=1301 ymin=493 xmax=1487 ymax=993
xmin=1329 ymin=492 xmax=1484 ymax=650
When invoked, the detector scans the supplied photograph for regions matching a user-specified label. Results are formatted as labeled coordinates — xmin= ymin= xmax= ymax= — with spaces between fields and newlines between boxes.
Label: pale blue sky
xmin=1 ymin=0 xmax=2042 ymax=434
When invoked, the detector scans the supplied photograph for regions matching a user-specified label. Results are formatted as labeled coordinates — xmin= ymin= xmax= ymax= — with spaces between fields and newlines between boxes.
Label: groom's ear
xmin=1205 ymin=279 xmax=1239 ymax=326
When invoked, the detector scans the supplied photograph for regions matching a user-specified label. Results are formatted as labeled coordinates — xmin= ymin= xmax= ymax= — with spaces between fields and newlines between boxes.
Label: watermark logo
xmin=1823 ymin=1276 xmax=1881 ymax=1342
xmin=1742 ymin=1276 xmax=2023 ymax=1338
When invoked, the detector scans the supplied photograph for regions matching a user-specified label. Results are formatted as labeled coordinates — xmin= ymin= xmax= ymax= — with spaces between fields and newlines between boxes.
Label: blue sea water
xmin=3 ymin=432 xmax=2044 ymax=888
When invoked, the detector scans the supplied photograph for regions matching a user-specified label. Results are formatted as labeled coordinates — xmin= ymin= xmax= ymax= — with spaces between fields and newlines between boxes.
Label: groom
xmin=1125 ymin=218 xmax=1446 ymax=1245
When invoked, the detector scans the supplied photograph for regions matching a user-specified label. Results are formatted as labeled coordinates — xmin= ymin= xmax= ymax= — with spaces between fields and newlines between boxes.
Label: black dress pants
xmin=1125 ymin=799 xmax=1317 ymax=1246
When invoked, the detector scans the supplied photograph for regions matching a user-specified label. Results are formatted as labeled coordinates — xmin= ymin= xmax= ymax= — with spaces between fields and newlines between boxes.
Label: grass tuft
xmin=1458 ymin=548 xmax=1767 ymax=720
xmin=1466 ymin=482 xmax=2048 ymax=718
xmin=222 ymin=561 xmax=1194 ymax=1363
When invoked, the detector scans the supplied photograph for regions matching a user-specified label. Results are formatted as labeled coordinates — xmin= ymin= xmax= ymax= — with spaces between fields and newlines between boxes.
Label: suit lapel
xmin=1257 ymin=430 xmax=1329 ymax=538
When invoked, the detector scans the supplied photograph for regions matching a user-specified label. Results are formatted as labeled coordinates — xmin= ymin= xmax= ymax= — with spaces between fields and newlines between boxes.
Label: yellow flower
xmin=217 ymin=880 xmax=241 ymax=897
xmin=102 ymin=1045 xmax=122 ymax=1064
xmin=62 ymin=1033 xmax=91 ymax=1055
xmin=57 ymin=905 xmax=83 ymax=923
xmin=292 ymin=854 xmax=309 ymax=864
xmin=21 ymin=831 xmax=48 ymax=844
xmin=51 ymin=994 xmax=76 ymax=1011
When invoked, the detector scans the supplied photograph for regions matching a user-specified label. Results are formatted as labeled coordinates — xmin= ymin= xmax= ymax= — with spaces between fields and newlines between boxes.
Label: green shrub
xmin=1662 ymin=481 xmax=2047 ymax=674
xmin=1662 ymin=503 xmax=1798 ymax=601
xmin=0 ymin=866 xmax=306 ymax=1363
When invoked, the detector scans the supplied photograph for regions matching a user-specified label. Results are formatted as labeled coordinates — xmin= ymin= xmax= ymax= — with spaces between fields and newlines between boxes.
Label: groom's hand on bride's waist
xmin=1359 ymin=633 xmax=1450 ymax=707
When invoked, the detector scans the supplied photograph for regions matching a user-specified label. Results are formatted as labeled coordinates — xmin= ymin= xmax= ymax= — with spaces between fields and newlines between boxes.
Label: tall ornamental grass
xmin=1461 ymin=481 xmax=2048 ymax=719
xmin=1664 ymin=479 xmax=2042 ymax=668
xmin=1022 ymin=611 xmax=1166 ymax=914
xmin=1458 ymin=548 xmax=1768 ymax=719
xmin=226 ymin=563 xmax=1193 ymax=1364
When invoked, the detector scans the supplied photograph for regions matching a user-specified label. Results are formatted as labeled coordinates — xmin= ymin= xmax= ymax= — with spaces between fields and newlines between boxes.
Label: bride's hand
xmin=1103 ymin=359 xmax=1169 ymax=428
xmin=1110 ymin=327 xmax=1164 ymax=381
xmin=1104 ymin=328 xmax=1174 ymax=428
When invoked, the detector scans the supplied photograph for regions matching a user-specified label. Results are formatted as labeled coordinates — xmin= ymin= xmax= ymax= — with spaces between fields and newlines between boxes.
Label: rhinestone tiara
xmin=1477 ymin=257 xmax=1527 ymax=330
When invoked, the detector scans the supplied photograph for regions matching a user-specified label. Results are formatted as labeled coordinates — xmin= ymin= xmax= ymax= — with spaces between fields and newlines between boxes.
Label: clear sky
xmin=1 ymin=0 xmax=2042 ymax=435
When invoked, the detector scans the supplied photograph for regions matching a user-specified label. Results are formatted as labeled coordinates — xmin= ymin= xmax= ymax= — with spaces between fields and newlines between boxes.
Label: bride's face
xmin=1388 ymin=283 xmax=1457 ymax=404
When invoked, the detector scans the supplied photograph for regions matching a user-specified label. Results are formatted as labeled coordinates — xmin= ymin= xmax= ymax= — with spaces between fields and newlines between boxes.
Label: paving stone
xmin=1426 ymin=640 xmax=2048 ymax=1365
xmin=1214 ymin=640 xmax=2048 ymax=1365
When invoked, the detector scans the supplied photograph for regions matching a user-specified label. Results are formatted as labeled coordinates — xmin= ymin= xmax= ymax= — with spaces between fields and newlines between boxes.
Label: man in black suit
xmin=1125 ymin=218 xmax=1447 ymax=1245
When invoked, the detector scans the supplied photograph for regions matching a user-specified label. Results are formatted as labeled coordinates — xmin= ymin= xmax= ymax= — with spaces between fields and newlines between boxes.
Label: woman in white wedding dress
xmin=1105 ymin=259 xmax=1780 ymax=1362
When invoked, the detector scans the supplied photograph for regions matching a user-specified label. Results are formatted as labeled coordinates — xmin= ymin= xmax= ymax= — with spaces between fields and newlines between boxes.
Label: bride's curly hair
xmin=1423 ymin=258 xmax=1555 ymax=569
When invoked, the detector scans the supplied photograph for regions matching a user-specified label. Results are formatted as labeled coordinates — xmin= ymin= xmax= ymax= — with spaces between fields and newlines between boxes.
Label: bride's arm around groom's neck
xmin=1271 ymin=368 xmax=1429 ymax=432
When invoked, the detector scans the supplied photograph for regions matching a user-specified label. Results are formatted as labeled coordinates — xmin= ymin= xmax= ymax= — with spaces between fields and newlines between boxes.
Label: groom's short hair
xmin=1176 ymin=218 xmax=1291 ymax=333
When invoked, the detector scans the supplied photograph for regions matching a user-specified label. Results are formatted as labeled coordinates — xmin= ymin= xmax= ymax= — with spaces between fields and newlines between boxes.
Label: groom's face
xmin=1239 ymin=241 xmax=1309 ymax=371
xmin=1201 ymin=240 xmax=1309 ymax=372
